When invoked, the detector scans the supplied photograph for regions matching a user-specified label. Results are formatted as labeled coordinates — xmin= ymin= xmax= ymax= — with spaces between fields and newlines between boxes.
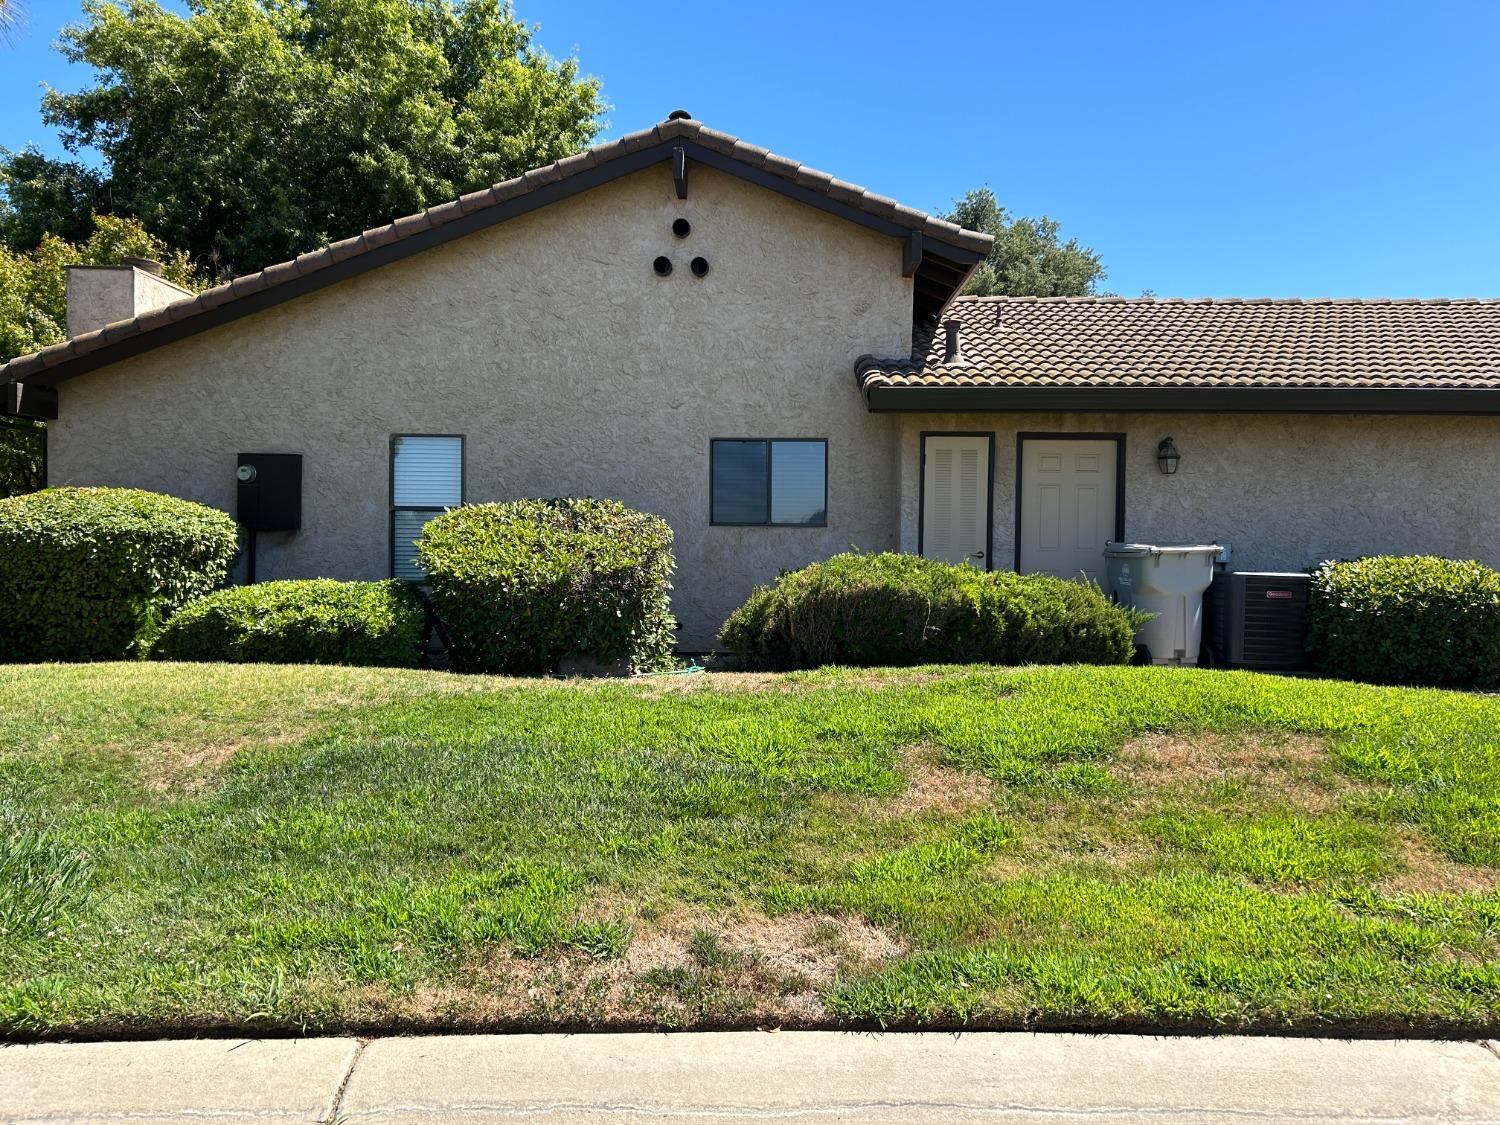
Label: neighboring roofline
xmin=0 ymin=116 xmax=991 ymax=402
xmin=858 ymin=293 xmax=1500 ymax=414
xmin=862 ymin=383 xmax=1500 ymax=415
xmin=932 ymin=294 xmax=1500 ymax=306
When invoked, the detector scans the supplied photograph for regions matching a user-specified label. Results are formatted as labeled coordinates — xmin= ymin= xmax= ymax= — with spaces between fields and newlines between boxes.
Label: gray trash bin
xmin=1104 ymin=542 xmax=1222 ymax=665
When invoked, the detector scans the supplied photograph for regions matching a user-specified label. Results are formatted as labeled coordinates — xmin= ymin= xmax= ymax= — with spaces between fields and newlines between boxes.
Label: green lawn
xmin=2 ymin=661 xmax=1498 ymax=1037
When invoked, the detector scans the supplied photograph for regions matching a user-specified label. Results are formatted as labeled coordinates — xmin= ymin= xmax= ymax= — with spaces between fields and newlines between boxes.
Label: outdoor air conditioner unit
xmin=1205 ymin=571 xmax=1311 ymax=671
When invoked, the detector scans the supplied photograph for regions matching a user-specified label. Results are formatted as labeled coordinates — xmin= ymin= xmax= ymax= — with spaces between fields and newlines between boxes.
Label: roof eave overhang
xmin=683 ymin=141 xmax=985 ymax=326
xmin=863 ymin=384 xmax=1500 ymax=415
xmin=6 ymin=137 xmax=987 ymax=395
xmin=2 ymin=381 xmax=57 ymax=421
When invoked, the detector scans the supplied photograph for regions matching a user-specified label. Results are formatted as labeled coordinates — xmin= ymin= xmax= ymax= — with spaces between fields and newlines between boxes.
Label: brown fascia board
xmin=862 ymin=383 xmax=1500 ymax=415
xmin=8 ymin=131 xmax=989 ymax=392
xmin=3 ymin=380 xmax=58 ymax=420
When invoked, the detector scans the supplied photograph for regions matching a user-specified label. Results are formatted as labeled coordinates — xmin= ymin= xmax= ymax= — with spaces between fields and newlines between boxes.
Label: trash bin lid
xmin=1105 ymin=541 xmax=1221 ymax=557
xmin=1103 ymin=542 xmax=1155 ymax=558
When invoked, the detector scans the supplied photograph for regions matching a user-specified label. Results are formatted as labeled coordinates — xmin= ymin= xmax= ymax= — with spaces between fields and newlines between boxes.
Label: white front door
xmin=921 ymin=434 xmax=991 ymax=567
xmin=1017 ymin=437 xmax=1119 ymax=584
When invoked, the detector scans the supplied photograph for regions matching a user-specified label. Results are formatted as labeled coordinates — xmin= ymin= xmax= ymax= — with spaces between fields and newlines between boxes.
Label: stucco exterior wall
xmin=49 ymin=164 xmax=913 ymax=649
xmin=897 ymin=413 xmax=1500 ymax=572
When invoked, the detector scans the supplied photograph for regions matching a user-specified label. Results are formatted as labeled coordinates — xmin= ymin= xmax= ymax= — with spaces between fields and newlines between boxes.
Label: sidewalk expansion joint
xmin=320 ymin=1037 xmax=369 ymax=1124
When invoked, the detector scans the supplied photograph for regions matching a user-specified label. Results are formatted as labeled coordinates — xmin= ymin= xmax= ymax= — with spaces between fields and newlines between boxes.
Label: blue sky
xmin=4 ymin=0 xmax=1499 ymax=297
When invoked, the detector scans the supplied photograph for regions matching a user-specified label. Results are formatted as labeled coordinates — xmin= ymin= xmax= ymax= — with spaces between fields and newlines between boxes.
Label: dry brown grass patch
xmin=823 ymin=668 xmax=963 ymax=690
xmin=615 ymin=907 xmax=907 ymax=1024
xmin=622 ymin=667 xmax=964 ymax=697
xmin=1111 ymin=730 xmax=1495 ymax=891
xmin=1112 ymin=730 xmax=1375 ymax=813
xmin=1380 ymin=828 xmax=1500 ymax=895
xmin=137 ymin=729 xmax=312 ymax=793
xmin=1116 ymin=730 xmax=1330 ymax=787
xmin=372 ymin=905 xmax=910 ymax=1030
xmin=624 ymin=671 xmax=802 ymax=696
xmin=864 ymin=743 xmax=994 ymax=820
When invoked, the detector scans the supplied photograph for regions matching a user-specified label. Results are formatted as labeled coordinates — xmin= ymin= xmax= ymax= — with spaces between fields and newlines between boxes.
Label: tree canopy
xmin=26 ymin=0 xmax=604 ymax=275
xmin=0 ymin=417 xmax=44 ymax=498
xmin=945 ymin=187 xmax=1105 ymax=297
xmin=0 ymin=147 xmax=110 ymax=252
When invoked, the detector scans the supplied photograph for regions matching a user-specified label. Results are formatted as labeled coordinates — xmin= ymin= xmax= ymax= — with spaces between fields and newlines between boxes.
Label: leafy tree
xmin=37 ymin=0 xmax=605 ymax=275
xmin=0 ymin=147 xmax=109 ymax=251
xmin=945 ymin=187 xmax=1105 ymax=297
xmin=0 ymin=418 xmax=44 ymax=498
xmin=0 ymin=212 xmax=196 ymax=363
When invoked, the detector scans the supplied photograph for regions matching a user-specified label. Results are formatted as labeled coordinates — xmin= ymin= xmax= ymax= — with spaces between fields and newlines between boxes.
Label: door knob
xmin=971 ymin=551 xmax=985 ymax=559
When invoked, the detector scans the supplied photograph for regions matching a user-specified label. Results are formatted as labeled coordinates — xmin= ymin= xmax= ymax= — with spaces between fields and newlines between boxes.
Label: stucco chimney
xmin=943 ymin=319 xmax=961 ymax=362
xmin=66 ymin=259 xmax=191 ymax=339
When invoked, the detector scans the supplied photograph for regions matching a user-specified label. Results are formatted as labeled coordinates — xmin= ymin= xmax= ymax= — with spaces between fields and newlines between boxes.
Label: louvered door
xmin=920 ymin=434 xmax=992 ymax=567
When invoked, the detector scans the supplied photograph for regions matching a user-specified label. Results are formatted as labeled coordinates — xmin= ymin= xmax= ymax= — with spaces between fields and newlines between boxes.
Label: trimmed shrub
xmin=719 ymin=552 xmax=1147 ymax=670
xmin=153 ymin=579 xmax=426 ymax=667
xmin=416 ymin=498 xmax=675 ymax=674
xmin=1308 ymin=555 xmax=1500 ymax=686
xmin=0 ymin=487 xmax=238 ymax=662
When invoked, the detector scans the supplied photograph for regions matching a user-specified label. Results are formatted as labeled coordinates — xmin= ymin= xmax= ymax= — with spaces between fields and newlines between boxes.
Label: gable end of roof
xmin=2 ymin=115 xmax=992 ymax=398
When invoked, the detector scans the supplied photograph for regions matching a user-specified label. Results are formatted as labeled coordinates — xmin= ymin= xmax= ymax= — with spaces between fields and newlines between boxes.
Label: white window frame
xmin=390 ymin=434 xmax=465 ymax=580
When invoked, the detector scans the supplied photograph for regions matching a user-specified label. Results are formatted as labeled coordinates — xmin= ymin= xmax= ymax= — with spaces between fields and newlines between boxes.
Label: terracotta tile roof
xmin=1 ymin=115 xmax=991 ymax=388
xmin=858 ymin=295 xmax=1500 ymax=393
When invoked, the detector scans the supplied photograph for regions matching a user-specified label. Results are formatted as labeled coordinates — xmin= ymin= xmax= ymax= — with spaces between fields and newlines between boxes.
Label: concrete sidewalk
xmin=2 ymin=1032 xmax=1498 ymax=1124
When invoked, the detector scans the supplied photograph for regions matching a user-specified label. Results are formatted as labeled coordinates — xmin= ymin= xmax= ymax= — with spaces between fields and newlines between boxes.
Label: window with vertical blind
xmin=390 ymin=435 xmax=463 ymax=579
xmin=710 ymin=439 xmax=826 ymax=526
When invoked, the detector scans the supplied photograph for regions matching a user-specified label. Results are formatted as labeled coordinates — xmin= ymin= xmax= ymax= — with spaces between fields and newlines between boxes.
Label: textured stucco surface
xmin=897 ymin=413 xmax=1500 ymax=573
xmin=50 ymin=165 xmax=911 ymax=649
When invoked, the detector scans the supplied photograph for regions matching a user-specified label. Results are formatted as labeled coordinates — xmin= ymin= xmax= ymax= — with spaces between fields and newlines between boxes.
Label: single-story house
xmin=5 ymin=112 xmax=1500 ymax=650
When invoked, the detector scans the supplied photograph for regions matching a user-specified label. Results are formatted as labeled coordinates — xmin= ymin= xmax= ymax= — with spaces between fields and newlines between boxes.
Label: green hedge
xmin=153 ymin=579 xmax=426 ymax=667
xmin=719 ymin=552 xmax=1147 ymax=670
xmin=0 ymin=487 xmax=238 ymax=662
xmin=416 ymin=498 xmax=675 ymax=674
xmin=1308 ymin=555 xmax=1500 ymax=686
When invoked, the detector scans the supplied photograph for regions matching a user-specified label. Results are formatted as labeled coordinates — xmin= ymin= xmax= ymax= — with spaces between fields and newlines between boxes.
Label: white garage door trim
xmin=1014 ymin=432 xmax=1125 ymax=576
xmin=919 ymin=431 xmax=994 ymax=569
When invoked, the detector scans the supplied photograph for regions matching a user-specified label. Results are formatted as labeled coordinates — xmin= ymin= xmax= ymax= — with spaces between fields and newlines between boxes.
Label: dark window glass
xmin=711 ymin=439 xmax=826 ymax=526
xmin=711 ymin=440 xmax=769 ymax=524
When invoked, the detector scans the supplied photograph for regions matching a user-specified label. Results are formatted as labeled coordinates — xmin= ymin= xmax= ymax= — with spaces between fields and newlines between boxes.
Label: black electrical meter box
xmin=236 ymin=453 xmax=302 ymax=530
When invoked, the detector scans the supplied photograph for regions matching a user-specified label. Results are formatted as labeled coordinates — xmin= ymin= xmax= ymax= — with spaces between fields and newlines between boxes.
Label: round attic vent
xmin=672 ymin=218 xmax=691 ymax=238
xmin=690 ymin=256 xmax=709 ymax=277
xmin=653 ymin=255 xmax=673 ymax=276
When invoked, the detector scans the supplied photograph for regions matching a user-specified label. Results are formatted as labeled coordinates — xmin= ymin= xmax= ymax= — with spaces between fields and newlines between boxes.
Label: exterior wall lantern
xmin=1157 ymin=436 xmax=1181 ymax=475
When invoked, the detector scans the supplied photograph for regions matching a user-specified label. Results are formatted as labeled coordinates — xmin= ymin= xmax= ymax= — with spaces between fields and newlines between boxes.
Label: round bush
xmin=153 ymin=579 xmax=426 ymax=667
xmin=416 ymin=498 xmax=675 ymax=674
xmin=0 ymin=487 xmax=238 ymax=662
xmin=1308 ymin=555 xmax=1500 ymax=686
xmin=719 ymin=552 xmax=1147 ymax=670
